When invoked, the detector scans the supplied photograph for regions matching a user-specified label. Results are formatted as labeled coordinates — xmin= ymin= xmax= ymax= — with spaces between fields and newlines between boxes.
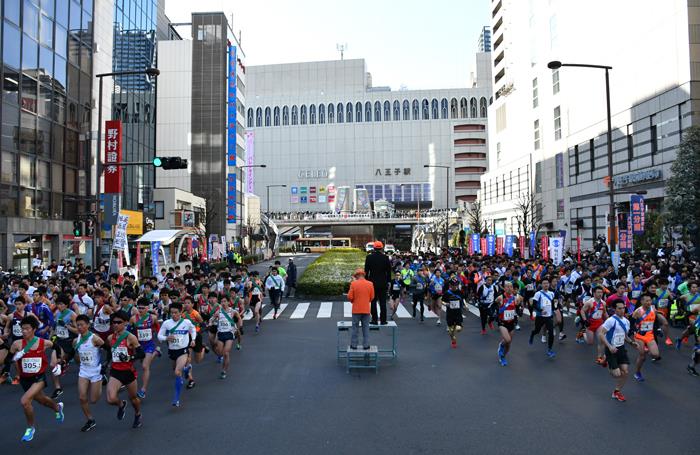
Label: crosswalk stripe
xmin=290 ymin=302 xmax=309 ymax=319
xmin=243 ymin=304 xmax=265 ymax=321
xmin=317 ymin=302 xmax=333 ymax=318
xmin=343 ymin=302 xmax=352 ymax=318
xmin=263 ymin=304 xmax=288 ymax=320
xmin=424 ymin=308 xmax=438 ymax=318
xmin=395 ymin=303 xmax=412 ymax=318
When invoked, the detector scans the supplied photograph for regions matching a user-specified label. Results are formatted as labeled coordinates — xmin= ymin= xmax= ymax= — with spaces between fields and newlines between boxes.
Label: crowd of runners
xmin=0 ymin=259 xmax=290 ymax=441
xmin=0 ymin=244 xmax=698 ymax=441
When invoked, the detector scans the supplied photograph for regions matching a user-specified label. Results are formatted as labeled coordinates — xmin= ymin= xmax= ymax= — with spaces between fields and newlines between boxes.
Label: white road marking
xmin=317 ymin=302 xmax=333 ymax=318
xmin=290 ymin=302 xmax=310 ymax=319
xmin=263 ymin=304 xmax=287 ymax=320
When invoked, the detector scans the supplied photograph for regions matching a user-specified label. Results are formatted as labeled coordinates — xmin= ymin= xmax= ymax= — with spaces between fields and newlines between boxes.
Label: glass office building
xmin=0 ymin=0 xmax=95 ymax=271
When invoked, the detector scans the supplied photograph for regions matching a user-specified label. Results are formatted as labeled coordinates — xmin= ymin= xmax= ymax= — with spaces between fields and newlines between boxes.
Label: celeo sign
xmin=612 ymin=169 xmax=662 ymax=189
xmin=298 ymin=169 xmax=328 ymax=179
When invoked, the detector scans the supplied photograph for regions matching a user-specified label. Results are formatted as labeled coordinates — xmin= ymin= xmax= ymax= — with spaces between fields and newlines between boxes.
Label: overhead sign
xmin=375 ymin=167 xmax=411 ymax=177
xmin=104 ymin=120 xmax=122 ymax=193
xmin=298 ymin=169 xmax=328 ymax=179
xmin=613 ymin=169 xmax=662 ymax=189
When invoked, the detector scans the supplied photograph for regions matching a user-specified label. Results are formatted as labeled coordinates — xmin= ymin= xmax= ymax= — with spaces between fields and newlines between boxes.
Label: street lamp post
xmin=266 ymin=184 xmax=287 ymax=218
xmin=94 ymin=68 xmax=160 ymax=268
xmin=548 ymin=61 xmax=616 ymax=251
xmin=424 ymin=164 xmax=451 ymax=248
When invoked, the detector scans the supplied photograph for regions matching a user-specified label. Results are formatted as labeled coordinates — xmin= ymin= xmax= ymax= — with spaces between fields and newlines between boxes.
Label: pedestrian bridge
xmin=270 ymin=214 xmax=428 ymax=227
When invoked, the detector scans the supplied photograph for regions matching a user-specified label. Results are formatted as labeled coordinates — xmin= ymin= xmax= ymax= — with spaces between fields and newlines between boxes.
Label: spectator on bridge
xmin=348 ymin=268 xmax=374 ymax=349
xmin=285 ymin=258 xmax=297 ymax=298
xmin=364 ymin=241 xmax=392 ymax=325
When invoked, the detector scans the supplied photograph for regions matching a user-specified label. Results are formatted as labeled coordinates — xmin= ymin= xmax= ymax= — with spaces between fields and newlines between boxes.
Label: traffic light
xmin=73 ymin=220 xmax=83 ymax=236
xmin=153 ymin=156 xmax=188 ymax=170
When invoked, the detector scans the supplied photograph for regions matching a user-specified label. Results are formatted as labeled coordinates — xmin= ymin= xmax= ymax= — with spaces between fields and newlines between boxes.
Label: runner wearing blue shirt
xmin=429 ymin=270 xmax=445 ymax=326
xmin=528 ymin=278 xmax=556 ymax=358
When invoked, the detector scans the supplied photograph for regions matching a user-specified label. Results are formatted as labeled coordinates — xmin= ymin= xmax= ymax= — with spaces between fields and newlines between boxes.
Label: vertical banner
xmin=630 ymin=195 xmax=645 ymax=235
xmin=245 ymin=131 xmax=255 ymax=193
xmin=505 ymin=235 xmax=514 ymax=257
xmin=577 ymin=237 xmax=581 ymax=262
xmin=529 ymin=231 xmax=536 ymax=258
xmin=480 ymin=237 xmax=487 ymax=255
xmin=104 ymin=120 xmax=122 ymax=193
xmin=227 ymin=173 xmax=237 ymax=224
xmin=486 ymin=235 xmax=496 ymax=256
xmin=468 ymin=238 xmax=474 ymax=255
xmin=550 ymin=237 xmax=564 ymax=266
xmin=202 ymin=238 xmax=208 ymax=261
xmin=519 ymin=236 xmax=526 ymax=258
xmin=135 ymin=242 xmax=141 ymax=272
xmin=112 ymin=213 xmax=129 ymax=251
xmin=470 ymin=234 xmax=481 ymax=254
xmin=151 ymin=241 xmax=160 ymax=277
xmin=227 ymin=44 xmax=237 ymax=166
xmin=541 ymin=236 xmax=549 ymax=260
xmin=187 ymin=238 xmax=193 ymax=257
xmin=496 ymin=237 xmax=504 ymax=255
xmin=619 ymin=215 xmax=633 ymax=252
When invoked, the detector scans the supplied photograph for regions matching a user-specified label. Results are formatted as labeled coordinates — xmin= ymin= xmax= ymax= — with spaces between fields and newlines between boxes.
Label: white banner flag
xmin=549 ymin=236 xmax=564 ymax=266
xmin=113 ymin=214 xmax=130 ymax=251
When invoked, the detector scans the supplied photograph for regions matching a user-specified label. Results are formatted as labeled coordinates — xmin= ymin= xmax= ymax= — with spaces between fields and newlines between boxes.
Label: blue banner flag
xmin=486 ymin=235 xmax=496 ymax=256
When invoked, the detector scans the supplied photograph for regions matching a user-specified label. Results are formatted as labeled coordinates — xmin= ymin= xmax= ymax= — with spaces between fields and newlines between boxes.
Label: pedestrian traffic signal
xmin=73 ymin=220 xmax=83 ymax=236
xmin=153 ymin=156 xmax=187 ymax=170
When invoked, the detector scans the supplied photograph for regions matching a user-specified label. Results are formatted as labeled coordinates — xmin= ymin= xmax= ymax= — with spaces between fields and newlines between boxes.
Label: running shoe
xmin=515 ymin=324 xmax=521 ymax=331
xmin=499 ymin=357 xmax=508 ymax=367
xmin=21 ymin=427 xmax=35 ymax=442
xmin=51 ymin=388 xmax=63 ymax=400
xmin=420 ymin=316 xmax=424 ymax=322
xmin=236 ymin=343 xmax=241 ymax=350
xmin=172 ymin=400 xmax=180 ymax=407
xmin=55 ymin=402 xmax=64 ymax=423
xmin=0 ymin=372 xmax=9 ymax=385
xmin=488 ymin=321 xmax=494 ymax=330
xmin=220 ymin=371 xmax=227 ymax=380
xmin=132 ymin=414 xmax=142 ymax=428
xmin=412 ymin=306 xmax=417 ymax=318
xmin=137 ymin=389 xmax=146 ymax=399
xmin=11 ymin=376 xmax=19 ymax=385
xmin=216 ymin=356 xmax=223 ymax=364
xmin=80 ymin=419 xmax=96 ymax=432
xmin=436 ymin=319 xmax=441 ymax=326
xmin=451 ymin=339 xmax=457 ymax=348
xmin=541 ymin=335 xmax=547 ymax=344
xmin=633 ymin=372 xmax=644 ymax=382
xmin=675 ymin=338 xmax=682 ymax=350
xmin=611 ymin=390 xmax=626 ymax=402
xmin=273 ymin=312 xmax=277 ymax=320
xmin=255 ymin=324 xmax=260 ymax=333
xmin=688 ymin=365 xmax=699 ymax=377
xmin=497 ymin=343 xmax=505 ymax=363
xmin=117 ymin=400 xmax=127 ymax=420
xmin=528 ymin=335 xmax=534 ymax=345
xmin=187 ymin=380 xmax=196 ymax=389
xmin=559 ymin=333 xmax=567 ymax=341
xmin=480 ymin=329 xmax=486 ymax=335
xmin=595 ymin=357 xmax=607 ymax=367
xmin=664 ymin=337 xmax=673 ymax=346
xmin=546 ymin=350 xmax=556 ymax=359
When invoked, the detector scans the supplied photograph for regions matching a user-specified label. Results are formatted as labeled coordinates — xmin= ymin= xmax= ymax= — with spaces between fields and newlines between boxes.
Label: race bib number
xmin=56 ymin=325 xmax=69 ymax=339
xmin=12 ymin=324 xmax=22 ymax=337
xmin=565 ymin=283 xmax=574 ymax=293
xmin=137 ymin=329 xmax=152 ymax=341
xmin=612 ymin=333 xmax=625 ymax=347
xmin=218 ymin=319 xmax=232 ymax=332
xmin=94 ymin=318 xmax=110 ymax=332
xmin=640 ymin=321 xmax=654 ymax=332
xmin=112 ymin=346 xmax=128 ymax=363
xmin=657 ymin=299 xmax=668 ymax=308
xmin=449 ymin=300 xmax=460 ymax=310
xmin=416 ymin=283 xmax=424 ymax=290
xmin=593 ymin=310 xmax=603 ymax=319
xmin=172 ymin=334 xmax=187 ymax=346
xmin=252 ymin=288 xmax=262 ymax=296
xmin=526 ymin=284 xmax=534 ymax=291
xmin=503 ymin=309 xmax=515 ymax=320
xmin=541 ymin=302 xmax=552 ymax=317
xmin=392 ymin=284 xmax=400 ymax=291
xmin=631 ymin=290 xmax=641 ymax=298
xmin=21 ymin=357 xmax=42 ymax=374
xmin=434 ymin=285 xmax=442 ymax=293
xmin=79 ymin=351 xmax=95 ymax=365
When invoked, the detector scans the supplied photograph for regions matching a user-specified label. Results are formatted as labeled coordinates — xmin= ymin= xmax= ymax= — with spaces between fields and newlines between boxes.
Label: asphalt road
xmin=0 ymin=265 xmax=697 ymax=454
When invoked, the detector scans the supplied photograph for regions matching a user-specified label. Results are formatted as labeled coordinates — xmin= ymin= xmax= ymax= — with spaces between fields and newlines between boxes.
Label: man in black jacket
xmin=285 ymin=258 xmax=297 ymax=298
xmin=364 ymin=241 xmax=392 ymax=324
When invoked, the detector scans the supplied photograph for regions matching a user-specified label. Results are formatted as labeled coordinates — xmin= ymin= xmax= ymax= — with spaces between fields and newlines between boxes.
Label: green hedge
xmin=297 ymin=248 xmax=366 ymax=296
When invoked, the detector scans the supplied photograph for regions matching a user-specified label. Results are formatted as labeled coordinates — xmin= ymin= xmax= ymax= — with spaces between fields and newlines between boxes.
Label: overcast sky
xmin=165 ymin=0 xmax=490 ymax=90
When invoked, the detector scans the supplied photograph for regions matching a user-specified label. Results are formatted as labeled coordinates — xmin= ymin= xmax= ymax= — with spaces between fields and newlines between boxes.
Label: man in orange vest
xmin=348 ymin=268 xmax=375 ymax=349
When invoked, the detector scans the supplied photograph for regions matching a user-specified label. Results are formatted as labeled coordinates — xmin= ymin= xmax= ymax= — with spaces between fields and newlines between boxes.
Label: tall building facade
xmin=481 ymin=0 xmax=700 ymax=249
xmin=155 ymin=12 xmax=247 ymax=243
xmin=245 ymin=58 xmax=491 ymax=213
xmin=478 ymin=26 xmax=491 ymax=52
xmin=1 ymin=0 xmax=95 ymax=271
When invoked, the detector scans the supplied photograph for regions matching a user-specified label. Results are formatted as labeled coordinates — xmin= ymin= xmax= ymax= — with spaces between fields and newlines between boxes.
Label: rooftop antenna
xmin=336 ymin=43 xmax=347 ymax=60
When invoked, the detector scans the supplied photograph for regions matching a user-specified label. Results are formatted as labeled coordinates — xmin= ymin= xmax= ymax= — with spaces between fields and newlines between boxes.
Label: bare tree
xmin=514 ymin=191 xmax=542 ymax=237
xmin=204 ymin=198 xmax=218 ymax=238
xmin=464 ymin=201 xmax=486 ymax=234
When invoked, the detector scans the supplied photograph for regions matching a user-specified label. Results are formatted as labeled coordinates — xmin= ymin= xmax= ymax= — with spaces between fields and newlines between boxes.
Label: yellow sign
xmin=120 ymin=209 xmax=144 ymax=235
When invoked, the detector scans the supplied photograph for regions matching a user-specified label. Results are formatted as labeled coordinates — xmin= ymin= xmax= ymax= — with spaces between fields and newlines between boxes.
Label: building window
xmin=318 ymin=104 xmax=325 ymax=124
xmin=264 ymin=107 xmax=271 ymax=126
xmin=345 ymin=103 xmax=352 ymax=123
xmin=402 ymin=100 xmax=409 ymax=120
xmin=393 ymin=100 xmax=400 ymax=120
xmin=300 ymin=105 xmax=307 ymax=124
xmin=470 ymin=97 xmax=478 ymax=118
xmin=327 ymin=104 xmax=334 ymax=123
xmin=255 ymin=108 xmax=262 ymax=127
xmin=365 ymin=102 xmax=372 ymax=122
xmin=555 ymin=153 xmax=564 ymax=188
xmin=479 ymin=97 xmax=488 ymax=118
xmin=532 ymin=78 xmax=538 ymax=108
xmin=534 ymin=119 xmax=541 ymax=150
xmin=589 ymin=138 xmax=595 ymax=175
xmin=535 ymin=161 xmax=542 ymax=193
xmin=450 ymin=98 xmax=458 ymax=118
xmin=574 ymin=145 xmax=580 ymax=176
xmin=496 ymin=142 xmax=501 ymax=166
xmin=337 ymin=103 xmax=344 ymax=123
xmin=440 ymin=98 xmax=448 ymax=119
xmin=460 ymin=97 xmax=468 ymax=118
xmin=291 ymin=105 xmax=298 ymax=125
xmin=627 ymin=131 xmax=633 ymax=161
xmin=309 ymin=105 xmax=316 ymax=124
xmin=356 ymin=102 xmax=363 ymax=122
xmin=557 ymin=199 xmax=565 ymax=219
xmin=553 ymin=106 xmax=561 ymax=140
xmin=374 ymin=101 xmax=381 ymax=121
xmin=431 ymin=98 xmax=439 ymax=119
xmin=412 ymin=100 xmax=419 ymax=119
xmin=552 ymin=68 xmax=560 ymax=94
xmin=383 ymin=100 xmax=390 ymax=121
xmin=422 ymin=99 xmax=429 ymax=119
xmin=282 ymin=106 xmax=289 ymax=125
xmin=650 ymin=123 xmax=658 ymax=161
xmin=155 ymin=201 xmax=164 ymax=219
xmin=273 ymin=106 xmax=280 ymax=126
xmin=247 ymin=108 xmax=253 ymax=128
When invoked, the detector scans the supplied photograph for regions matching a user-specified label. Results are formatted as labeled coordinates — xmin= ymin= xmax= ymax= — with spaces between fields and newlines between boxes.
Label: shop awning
xmin=135 ymin=230 xmax=184 ymax=245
